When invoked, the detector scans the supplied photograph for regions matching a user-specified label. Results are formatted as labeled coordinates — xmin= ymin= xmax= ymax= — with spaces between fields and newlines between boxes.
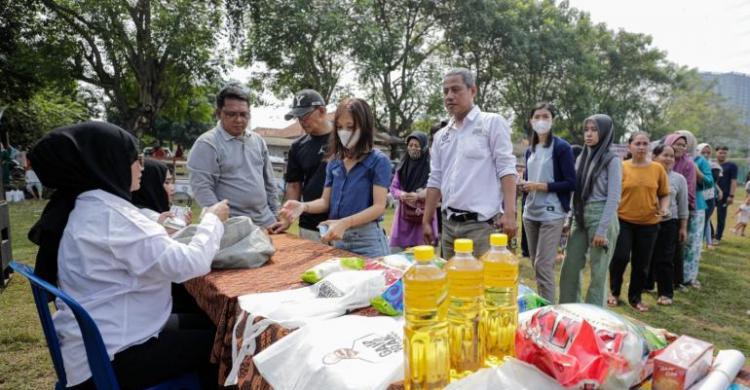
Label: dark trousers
xmin=609 ymin=219 xmax=659 ymax=305
xmin=647 ymin=219 xmax=679 ymax=298
xmin=71 ymin=287 xmax=217 ymax=390
xmin=716 ymin=200 xmax=729 ymax=240
xmin=673 ymin=241 xmax=685 ymax=287
xmin=520 ymin=203 xmax=529 ymax=257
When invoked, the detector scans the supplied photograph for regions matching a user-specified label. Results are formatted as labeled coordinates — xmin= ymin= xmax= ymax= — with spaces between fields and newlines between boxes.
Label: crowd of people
xmin=266 ymin=70 xmax=745 ymax=314
xmin=22 ymin=67 xmax=749 ymax=388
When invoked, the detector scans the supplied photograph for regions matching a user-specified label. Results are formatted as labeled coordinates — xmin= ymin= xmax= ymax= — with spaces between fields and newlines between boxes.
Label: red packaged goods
xmin=516 ymin=304 xmax=667 ymax=389
xmin=653 ymin=335 xmax=713 ymax=390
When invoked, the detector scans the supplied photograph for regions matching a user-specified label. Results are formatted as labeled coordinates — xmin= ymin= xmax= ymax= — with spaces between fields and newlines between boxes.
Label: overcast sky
xmin=567 ymin=0 xmax=750 ymax=74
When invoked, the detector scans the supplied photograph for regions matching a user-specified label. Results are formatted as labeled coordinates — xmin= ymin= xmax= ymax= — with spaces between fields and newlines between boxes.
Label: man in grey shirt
xmin=188 ymin=84 xmax=280 ymax=228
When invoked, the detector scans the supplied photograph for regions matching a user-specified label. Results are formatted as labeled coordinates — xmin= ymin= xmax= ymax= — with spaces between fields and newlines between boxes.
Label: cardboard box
xmin=653 ymin=335 xmax=713 ymax=390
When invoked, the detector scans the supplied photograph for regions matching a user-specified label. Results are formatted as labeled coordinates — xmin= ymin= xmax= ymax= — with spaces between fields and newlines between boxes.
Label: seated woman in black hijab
xmin=28 ymin=122 xmax=228 ymax=389
xmin=131 ymin=158 xmax=203 ymax=316
xmin=132 ymin=158 xmax=171 ymax=213
xmin=132 ymin=158 xmax=191 ymax=233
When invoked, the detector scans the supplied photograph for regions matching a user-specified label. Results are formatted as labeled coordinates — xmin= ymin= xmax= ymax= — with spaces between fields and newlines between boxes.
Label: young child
xmin=732 ymin=197 xmax=750 ymax=236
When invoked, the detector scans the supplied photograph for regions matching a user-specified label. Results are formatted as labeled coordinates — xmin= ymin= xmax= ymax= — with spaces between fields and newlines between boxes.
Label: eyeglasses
xmin=222 ymin=110 xmax=250 ymax=120
xmin=298 ymin=109 xmax=317 ymax=122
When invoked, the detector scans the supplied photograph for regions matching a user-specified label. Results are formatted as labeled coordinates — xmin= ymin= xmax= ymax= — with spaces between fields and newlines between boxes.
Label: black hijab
xmin=573 ymin=114 xmax=616 ymax=227
xmin=131 ymin=159 xmax=170 ymax=212
xmin=27 ymin=122 xmax=139 ymax=286
xmin=397 ymin=132 xmax=430 ymax=193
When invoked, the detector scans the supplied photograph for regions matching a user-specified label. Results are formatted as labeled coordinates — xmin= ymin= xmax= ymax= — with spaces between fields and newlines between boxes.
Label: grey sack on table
xmin=173 ymin=216 xmax=275 ymax=269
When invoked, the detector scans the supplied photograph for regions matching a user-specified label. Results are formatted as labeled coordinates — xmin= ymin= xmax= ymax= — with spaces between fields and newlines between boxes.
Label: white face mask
xmin=531 ymin=120 xmax=552 ymax=135
xmin=337 ymin=128 xmax=360 ymax=149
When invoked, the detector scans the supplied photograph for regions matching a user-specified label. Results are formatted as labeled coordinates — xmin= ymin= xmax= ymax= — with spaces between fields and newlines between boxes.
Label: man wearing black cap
xmin=270 ymin=89 xmax=332 ymax=239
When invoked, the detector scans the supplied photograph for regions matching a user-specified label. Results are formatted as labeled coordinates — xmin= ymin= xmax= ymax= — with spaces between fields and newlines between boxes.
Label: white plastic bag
xmin=225 ymin=270 xmax=387 ymax=386
xmin=445 ymin=358 xmax=569 ymax=390
xmin=253 ymin=315 xmax=404 ymax=390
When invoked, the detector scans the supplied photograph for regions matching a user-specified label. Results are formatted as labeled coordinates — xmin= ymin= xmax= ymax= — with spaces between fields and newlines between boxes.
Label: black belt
xmin=445 ymin=207 xmax=479 ymax=222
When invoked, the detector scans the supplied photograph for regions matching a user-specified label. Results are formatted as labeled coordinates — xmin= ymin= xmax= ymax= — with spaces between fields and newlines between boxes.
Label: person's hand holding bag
xmin=204 ymin=199 xmax=230 ymax=222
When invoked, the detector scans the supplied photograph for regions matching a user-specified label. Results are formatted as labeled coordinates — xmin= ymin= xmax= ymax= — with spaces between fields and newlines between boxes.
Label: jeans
xmin=334 ymin=222 xmax=389 ymax=258
xmin=609 ymin=219 xmax=659 ymax=305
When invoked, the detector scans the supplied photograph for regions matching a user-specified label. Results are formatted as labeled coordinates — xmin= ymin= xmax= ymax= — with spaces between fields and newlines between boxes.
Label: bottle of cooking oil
xmin=404 ymin=245 xmax=450 ymax=390
xmin=480 ymin=233 xmax=519 ymax=366
xmin=446 ymin=238 xmax=484 ymax=380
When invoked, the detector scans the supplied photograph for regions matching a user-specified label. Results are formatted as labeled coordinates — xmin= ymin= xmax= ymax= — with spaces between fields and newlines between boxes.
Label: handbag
xmin=400 ymin=199 xmax=425 ymax=223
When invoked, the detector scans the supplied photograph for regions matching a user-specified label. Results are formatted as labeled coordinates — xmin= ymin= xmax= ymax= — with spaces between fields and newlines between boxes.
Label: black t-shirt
xmin=285 ymin=133 xmax=330 ymax=230
xmin=718 ymin=161 xmax=738 ymax=200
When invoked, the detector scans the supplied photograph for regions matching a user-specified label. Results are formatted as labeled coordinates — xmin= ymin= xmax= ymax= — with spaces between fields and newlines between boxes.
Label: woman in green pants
xmin=559 ymin=114 xmax=622 ymax=306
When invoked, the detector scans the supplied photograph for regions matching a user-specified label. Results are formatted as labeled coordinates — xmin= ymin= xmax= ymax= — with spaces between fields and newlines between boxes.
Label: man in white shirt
xmin=422 ymin=68 xmax=518 ymax=259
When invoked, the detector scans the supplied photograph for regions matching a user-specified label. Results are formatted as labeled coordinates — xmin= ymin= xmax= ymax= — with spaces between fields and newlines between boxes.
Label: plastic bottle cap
xmin=413 ymin=245 xmax=434 ymax=262
xmin=491 ymin=233 xmax=508 ymax=247
xmin=454 ymin=238 xmax=473 ymax=253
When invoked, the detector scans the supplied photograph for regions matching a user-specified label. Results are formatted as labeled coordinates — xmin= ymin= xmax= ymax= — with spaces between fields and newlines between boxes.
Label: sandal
xmin=689 ymin=280 xmax=702 ymax=290
xmin=607 ymin=295 xmax=620 ymax=307
xmin=657 ymin=296 xmax=673 ymax=306
xmin=631 ymin=302 xmax=649 ymax=312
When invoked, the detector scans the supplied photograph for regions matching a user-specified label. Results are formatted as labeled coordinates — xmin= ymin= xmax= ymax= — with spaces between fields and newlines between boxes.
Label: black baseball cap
xmin=284 ymin=89 xmax=326 ymax=120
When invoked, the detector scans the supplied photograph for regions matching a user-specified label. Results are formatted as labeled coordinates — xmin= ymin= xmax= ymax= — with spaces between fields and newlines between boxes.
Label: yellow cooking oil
xmin=446 ymin=238 xmax=484 ymax=380
xmin=480 ymin=233 xmax=519 ymax=366
xmin=404 ymin=245 xmax=450 ymax=389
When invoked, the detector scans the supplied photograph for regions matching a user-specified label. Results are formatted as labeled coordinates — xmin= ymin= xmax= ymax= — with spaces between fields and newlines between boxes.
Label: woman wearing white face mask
xmin=279 ymin=98 xmax=391 ymax=258
xmin=519 ymin=102 xmax=576 ymax=303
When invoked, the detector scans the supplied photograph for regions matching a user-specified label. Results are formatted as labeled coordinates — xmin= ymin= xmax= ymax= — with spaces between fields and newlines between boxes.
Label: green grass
xmin=0 ymin=200 xmax=55 ymax=389
xmin=1 ymin=197 xmax=748 ymax=388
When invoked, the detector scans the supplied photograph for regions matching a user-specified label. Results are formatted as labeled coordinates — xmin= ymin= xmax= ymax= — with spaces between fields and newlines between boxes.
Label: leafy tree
xmin=151 ymin=85 xmax=217 ymax=149
xmin=0 ymin=0 xmax=91 ymax=146
xmin=440 ymin=0 xmax=676 ymax=145
xmin=350 ymin=0 xmax=445 ymax=148
xmin=1 ymin=88 xmax=92 ymax=147
xmin=41 ymin=0 xmax=224 ymax=135
xmin=556 ymin=23 xmax=676 ymax=144
xmin=656 ymin=70 xmax=749 ymax=149
xmin=437 ymin=0 xmax=512 ymax=111
xmin=243 ymin=0 xmax=350 ymax=103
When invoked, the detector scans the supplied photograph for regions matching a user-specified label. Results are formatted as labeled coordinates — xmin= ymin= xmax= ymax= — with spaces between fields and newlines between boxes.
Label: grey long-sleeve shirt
xmin=667 ymin=170 xmax=689 ymax=221
xmin=586 ymin=156 xmax=622 ymax=236
xmin=187 ymin=125 xmax=279 ymax=227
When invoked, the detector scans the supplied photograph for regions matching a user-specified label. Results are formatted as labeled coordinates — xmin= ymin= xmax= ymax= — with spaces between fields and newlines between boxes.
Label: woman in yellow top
xmin=608 ymin=132 xmax=670 ymax=312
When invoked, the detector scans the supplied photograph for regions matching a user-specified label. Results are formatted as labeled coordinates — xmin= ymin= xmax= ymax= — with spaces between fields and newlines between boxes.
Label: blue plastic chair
xmin=10 ymin=261 xmax=201 ymax=390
